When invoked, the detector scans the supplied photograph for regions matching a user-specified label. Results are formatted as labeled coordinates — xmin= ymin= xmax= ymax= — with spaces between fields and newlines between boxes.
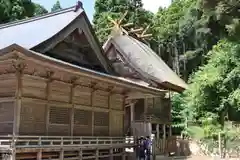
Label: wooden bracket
xmin=107 ymin=86 xmax=115 ymax=95
xmin=12 ymin=61 xmax=26 ymax=73
xmin=90 ymin=82 xmax=98 ymax=92
xmin=122 ymin=89 xmax=130 ymax=96
xmin=45 ymin=70 xmax=54 ymax=82
xmin=70 ymin=76 xmax=78 ymax=85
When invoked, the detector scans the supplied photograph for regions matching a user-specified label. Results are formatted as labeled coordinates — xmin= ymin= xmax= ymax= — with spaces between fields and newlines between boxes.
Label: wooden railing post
xmin=95 ymin=149 xmax=99 ymax=160
xmin=60 ymin=149 xmax=64 ymax=160
xmin=122 ymin=148 xmax=126 ymax=160
xmin=38 ymin=137 xmax=41 ymax=146
xmin=110 ymin=147 xmax=113 ymax=160
xmin=37 ymin=150 xmax=42 ymax=160
xmin=80 ymin=137 xmax=82 ymax=145
xmin=79 ymin=149 xmax=83 ymax=159
xmin=61 ymin=137 xmax=63 ymax=146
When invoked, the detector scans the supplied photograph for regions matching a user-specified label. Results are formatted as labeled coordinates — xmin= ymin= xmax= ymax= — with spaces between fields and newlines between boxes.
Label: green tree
xmin=0 ymin=0 xmax=48 ymax=24
xmin=51 ymin=0 xmax=62 ymax=12
xmin=184 ymin=40 xmax=240 ymax=127
xmin=34 ymin=3 xmax=48 ymax=16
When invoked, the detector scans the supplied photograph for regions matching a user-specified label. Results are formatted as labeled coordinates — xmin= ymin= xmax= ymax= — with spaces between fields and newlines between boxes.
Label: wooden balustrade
xmin=0 ymin=135 xmax=135 ymax=149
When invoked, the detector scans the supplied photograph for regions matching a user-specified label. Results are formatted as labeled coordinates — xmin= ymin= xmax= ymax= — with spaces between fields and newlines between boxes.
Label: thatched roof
xmin=103 ymin=34 xmax=187 ymax=92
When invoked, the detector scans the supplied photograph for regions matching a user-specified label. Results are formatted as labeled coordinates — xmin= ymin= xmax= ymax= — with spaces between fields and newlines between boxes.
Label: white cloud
xmin=142 ymin=0 xmax=171 ymax=13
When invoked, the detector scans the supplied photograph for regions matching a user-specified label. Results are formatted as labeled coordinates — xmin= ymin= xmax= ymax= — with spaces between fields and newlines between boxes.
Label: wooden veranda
xmin=0 ymin=135 xmax=135 ymax=160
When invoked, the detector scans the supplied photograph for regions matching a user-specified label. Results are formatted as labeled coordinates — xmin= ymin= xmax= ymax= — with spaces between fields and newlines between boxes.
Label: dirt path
xmin=156 ymin=155 xmax=213 ymax=160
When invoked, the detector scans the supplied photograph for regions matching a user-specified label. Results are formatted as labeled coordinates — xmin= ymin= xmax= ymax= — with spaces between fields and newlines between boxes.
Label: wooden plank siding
xmin=18 ymin=74 xmax=125 ymax=136
xmin=0 ymin=54 xmax=127 ymax=137
xmin=0 ymin=74 xmax=16 ymax=135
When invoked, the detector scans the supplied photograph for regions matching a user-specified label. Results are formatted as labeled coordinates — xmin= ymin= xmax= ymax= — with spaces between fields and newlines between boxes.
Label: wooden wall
xmin=18 ymin=74 xmax=125 ymax=136
xmin=0 ymin=74 xmax=16 ymax=135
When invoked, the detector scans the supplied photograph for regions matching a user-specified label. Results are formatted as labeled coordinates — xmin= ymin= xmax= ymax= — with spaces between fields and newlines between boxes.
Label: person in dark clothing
xmin=144 ymin=136 xmax=151 ymax=160
xmin=139 ymin=137 xmax=146 ymax=160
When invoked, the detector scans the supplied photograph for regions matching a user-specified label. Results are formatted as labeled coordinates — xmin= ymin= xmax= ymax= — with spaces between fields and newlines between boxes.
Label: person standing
xmin=144 ymin=136 xmax=152 ymax=160
xmin=139 ymin=137 xmax=146 ymax=160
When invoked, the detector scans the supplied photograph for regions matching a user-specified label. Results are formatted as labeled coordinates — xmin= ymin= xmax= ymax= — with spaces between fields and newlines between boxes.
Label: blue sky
xmin=32 ymin=0 xmax=171 ymax=21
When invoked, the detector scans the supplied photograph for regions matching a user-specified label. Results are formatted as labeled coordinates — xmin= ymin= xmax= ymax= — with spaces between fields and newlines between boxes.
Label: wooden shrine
xmin=103 ymin=11 xmax=187 ymax=155
xmin=0 ymin=3 xmax=165 ymax=160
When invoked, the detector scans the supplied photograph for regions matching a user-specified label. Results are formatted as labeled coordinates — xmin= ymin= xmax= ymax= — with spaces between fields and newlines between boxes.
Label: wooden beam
xmin=141 ymin=25 xmax=150 ymax=36
xmin=91 ymin=82 xmax=95 ymax=136
xmin=122 ymin=23 xmax=134 ymax=28
xmin=45 ymin=70 xmax=54 ymax=135
xmin=137 ymin=34 xmax=153 ymax=39
xmin=13 ymin=61 xmax=25 ymax=135
xmin=108 ymin=92 xmax=112 ymax=136
xmin=129 ymin=28 xmax=144 ymax=34
xmin=118 ymin=11 xmax=128 ymax=25
xmin=70 ymin=78 xmax=77 ymax=136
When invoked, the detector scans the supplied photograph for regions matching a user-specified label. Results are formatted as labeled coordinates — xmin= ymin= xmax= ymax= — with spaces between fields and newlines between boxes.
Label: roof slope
xmin=0 ymin=5 xmax=113 ymax=73
xmin=0 ymin=7 xmax=83 ymax=49
xmin=0 ymin=44 xmax=165 ymax=96
xmin=103 ymin=34 xmax=187 ymax=92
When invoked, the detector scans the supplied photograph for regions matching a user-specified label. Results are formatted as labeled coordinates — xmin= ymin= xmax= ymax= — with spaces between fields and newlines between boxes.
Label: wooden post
xmin=37 ymin=150 xmax=42 ymax=160
xmin=45 ymin=71 xmax=53 ymax=135
xmin=152 ymin=139 xmax=156 ymax=160
xmin=130 ymin=103 xmax=135 ymax=122
xmin=108 ymin=93 xmax=112 ymax=136
xmin=163 ymin=124 xmax=166 ymax=153
xmin=122 ymin=148 xmax=126 ymax=160
xmin=144 ymin=98 xmax=148 ymax=115
xmin=95 ymin=149 xmax=99 ymax=160
xmin=110 ymin=148 xmax=113 ymax=160
xmin=156 ymin=124 xmax=159 ymax=140
xmin=13 ymin=62 xmax=24 ymax=135
xmin=79 ymin=149 xmax=83 ymax=159
xmin=60 ymin=149 xmax=64 ymax=160
xmin=169 ymin=125 xmax=172 ymax=137
xmin=91 ymin=83 xmax=95 ymax=136
xmin=70 ymin=81 xmax=76 ymax=136
xmin=130 ymin=103 xmax=135 ymax=136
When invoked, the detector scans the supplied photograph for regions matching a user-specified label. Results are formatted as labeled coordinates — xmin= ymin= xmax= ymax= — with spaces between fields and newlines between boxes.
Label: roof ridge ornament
xmin=74 ymin=1 xmax=83 ymax=12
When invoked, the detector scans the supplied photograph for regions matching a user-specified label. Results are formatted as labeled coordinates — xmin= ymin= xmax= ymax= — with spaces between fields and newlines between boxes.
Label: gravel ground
xmin=156 ymin=155 xmax=213 ymax=160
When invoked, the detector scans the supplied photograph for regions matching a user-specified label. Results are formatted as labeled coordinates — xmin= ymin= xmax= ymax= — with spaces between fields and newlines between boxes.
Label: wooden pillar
xmin=69 ymin=81 xmax=76 ymax=136
xmin=91 ymin=83 xmax=96 ymax=136
xmin=156 ymin=124 xmax=160 ymax=140
xmin=45 ymin=71 xmax=53 ymax=135
xmin=60 ymin=149 xmax=64 ymax=160
xmin=108 ymin=93 xmax=112 ymax=136
xmin=144 ymin=98 xmax=148 ymax=114
xmin=11 ymin=150 xmax=16 ymax=160
xmin=130 ymin=102 xmax=135 ymax=122
xmin=163 ymin=124 xmax=166 ymax=153
xmin=122 ymin=148 xmax=126 ymax=160
xmin=130 ymin=103 xmax=135 ymax=136
xmin=163 ymin=124 xmax=166 ymax=139
xmin=169 ymin=125 xmax=172 ymax=136
xmin=79 ymin=149 xmax=83 ymax=159
xmin=110 ymin=148 xmax=113 ymax=160
xmin=37 ymin=150 xmax=42 ymax=160
xmin=95 ymin=149 xmax=99 ymax=160
xmin=13 ymin=62 xmax=24 ymax=135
